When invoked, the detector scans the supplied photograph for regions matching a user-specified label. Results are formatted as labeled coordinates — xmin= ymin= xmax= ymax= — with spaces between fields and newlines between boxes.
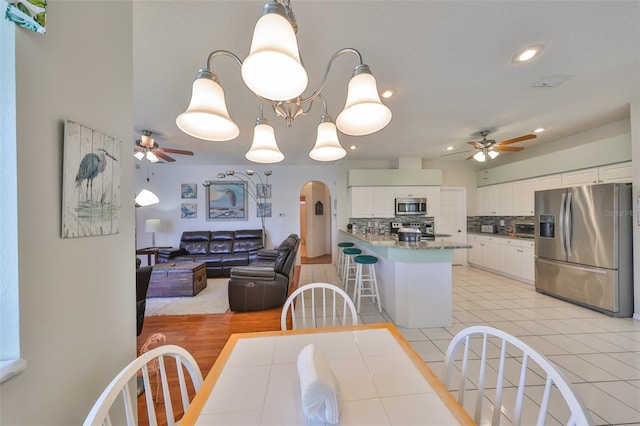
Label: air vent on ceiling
xmin=530 ymin=75 xmax=572 ymax=88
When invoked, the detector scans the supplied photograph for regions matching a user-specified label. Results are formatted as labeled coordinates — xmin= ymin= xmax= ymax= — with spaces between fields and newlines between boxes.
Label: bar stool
xmin=353 ymin=255 xmax=382 ymax=314
xmin=342 ymin=247 xmax=362 ymax=293
xmin=337 ymin=242 xmax=355 ymax=278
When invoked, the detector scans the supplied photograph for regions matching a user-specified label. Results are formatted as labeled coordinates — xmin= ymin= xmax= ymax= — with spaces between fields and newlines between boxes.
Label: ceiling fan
xmin=465 ymin=130 xmax=536 ymax=162
xmin=134 ymin=130 xmax=194 ymax=163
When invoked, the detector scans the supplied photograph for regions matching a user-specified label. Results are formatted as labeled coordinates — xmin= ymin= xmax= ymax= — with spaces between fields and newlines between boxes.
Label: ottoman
xmin=147 ymin=262 xmax=207 ymax=297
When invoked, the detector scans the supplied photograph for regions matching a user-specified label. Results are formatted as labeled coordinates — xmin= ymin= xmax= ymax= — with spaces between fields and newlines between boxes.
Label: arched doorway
xmin=300 ymin=181 xmax=332 ymax=263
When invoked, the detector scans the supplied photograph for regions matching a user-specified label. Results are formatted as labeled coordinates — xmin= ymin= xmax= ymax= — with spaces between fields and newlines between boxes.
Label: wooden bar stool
xmin=342 ymin=247 xmax=362 ymax=293
xmin=353 ymin=255 xmax=382 ymax=314
xmin=337 ymin=242 xmax=355 ymax=278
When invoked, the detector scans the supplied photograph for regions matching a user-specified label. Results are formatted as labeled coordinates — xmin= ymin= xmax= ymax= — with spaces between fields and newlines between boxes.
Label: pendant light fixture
xmin=176 ymin=0 xmax=392 ymax=163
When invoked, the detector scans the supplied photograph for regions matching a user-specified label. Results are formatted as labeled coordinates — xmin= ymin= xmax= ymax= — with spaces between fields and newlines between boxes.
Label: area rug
xmin=145 ymin=278 xmax=229 ymax=316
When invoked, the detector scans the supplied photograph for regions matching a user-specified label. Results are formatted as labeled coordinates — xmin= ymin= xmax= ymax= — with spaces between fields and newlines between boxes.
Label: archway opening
xmin=300 ymin=181 xmax=332 ymax=264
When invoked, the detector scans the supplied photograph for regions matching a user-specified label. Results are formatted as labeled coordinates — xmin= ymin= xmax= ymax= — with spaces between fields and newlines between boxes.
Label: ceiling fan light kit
xmin=175 ymin=0 xmax=392 ymax=163
xmin=133 ymin=129 xmax=195 ymax=163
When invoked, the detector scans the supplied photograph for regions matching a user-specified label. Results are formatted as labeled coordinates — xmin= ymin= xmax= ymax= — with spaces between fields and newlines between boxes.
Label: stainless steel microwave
xmin=395 ymin=198 xmax=427 ymax=216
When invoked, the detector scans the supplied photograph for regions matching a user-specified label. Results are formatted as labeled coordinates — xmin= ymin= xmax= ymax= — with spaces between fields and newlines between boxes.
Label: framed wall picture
xmin=257 ymin=202 xmax=272 ymax=218
xmin=181 ymin=183 xmax=197 ymax=199
xmin=256 ymin=183 xmax=272 ymax=198
xmin=181 ymin=203 xmax=197 ymax=218
xmin=206 ymin=181 xmax=247 ymax=220
xmin=61 ymin=120 xmax=122 ymax=238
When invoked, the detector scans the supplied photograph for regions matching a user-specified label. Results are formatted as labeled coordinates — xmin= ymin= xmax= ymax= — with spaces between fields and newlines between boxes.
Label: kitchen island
xmin=340 ymin=229 xmax=471 ymax=328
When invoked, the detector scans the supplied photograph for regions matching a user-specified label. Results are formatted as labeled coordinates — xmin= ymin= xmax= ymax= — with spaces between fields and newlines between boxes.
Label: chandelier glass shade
xmin=309 ymin=116 xmax=346 ymax=161
xmin=473 ymin=149 xmax=499 ymax=162
xmin=176 ymin=71 xmax=240 ymax=141
xmin=175 ymin=0 xmax=392 ymax=163
xmin=245 ymin=118 xmax=285 ymax=163
xmin=336 ymin=69 xmax=392 ymax=136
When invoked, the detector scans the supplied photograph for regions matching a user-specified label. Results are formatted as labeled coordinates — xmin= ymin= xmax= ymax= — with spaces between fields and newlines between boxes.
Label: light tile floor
xmin=299 ymin=263 xmax=640 ymax=426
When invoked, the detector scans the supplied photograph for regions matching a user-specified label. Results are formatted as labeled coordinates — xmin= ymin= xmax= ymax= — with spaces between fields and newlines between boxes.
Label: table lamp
xmin=145 ymin=219 xmax=161 ymax=248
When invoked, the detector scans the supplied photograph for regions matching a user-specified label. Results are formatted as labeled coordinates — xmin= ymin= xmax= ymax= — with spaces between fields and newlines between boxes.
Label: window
xmin=0 ymin=3 xmax=26 ymax=383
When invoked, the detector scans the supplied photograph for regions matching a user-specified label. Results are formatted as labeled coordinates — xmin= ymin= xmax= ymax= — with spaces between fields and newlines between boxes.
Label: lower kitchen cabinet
xmin=468 ymin=234 xmax=534 ymax=284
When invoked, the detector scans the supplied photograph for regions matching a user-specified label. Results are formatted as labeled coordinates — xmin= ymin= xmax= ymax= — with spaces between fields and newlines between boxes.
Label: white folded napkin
xmin=296 ymin=343 xmax=341 ymax=424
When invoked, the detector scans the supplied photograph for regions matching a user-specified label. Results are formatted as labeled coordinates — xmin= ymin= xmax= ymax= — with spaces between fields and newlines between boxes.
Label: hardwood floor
xmin=136 ymin=266 xmax=304 ymax=425
xmin=300 ymin=253 xmax=331 ymax=264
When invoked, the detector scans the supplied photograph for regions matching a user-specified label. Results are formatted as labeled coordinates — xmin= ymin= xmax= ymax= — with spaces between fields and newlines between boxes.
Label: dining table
xmin=180 ymin=323 xmax=474 ymax=425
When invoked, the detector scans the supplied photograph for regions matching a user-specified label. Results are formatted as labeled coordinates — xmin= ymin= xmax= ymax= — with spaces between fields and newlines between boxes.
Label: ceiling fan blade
xmin=159 ymin=148 xmax=194 ymax=156
xmin=494 ymin=146 xmax=525 ymax=152
xmin=498 ymin=134 xmax=536 ymax=145
xmin=154 ymin=151 xmax=176 ymax=162
xmin=467 ymin=141 xmax=484 ymax=149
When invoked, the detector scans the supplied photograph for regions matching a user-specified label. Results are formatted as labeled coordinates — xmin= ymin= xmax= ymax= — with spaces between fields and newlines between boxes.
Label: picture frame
xmin=61 ymin=120 xmax=122 ymax=238
xmin=206 ymin=181 xmax=247 ymax=221
xmin=257 ymin=202 xmax=272 ymax=218
xmin=181 ymin=203 xmax=197 ymax=218
xmin=181 ymin=183 xmax=197 ymax=199
xmin=256 ymin=183 xmax=272 ymax=198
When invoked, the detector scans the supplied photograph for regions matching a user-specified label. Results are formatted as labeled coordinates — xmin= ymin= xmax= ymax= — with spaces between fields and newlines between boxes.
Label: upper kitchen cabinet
xmin=513 ymin=174 xmax=562 ymax=216
xmin=477 ymin=182 xmax=511 ymax=216
xmin=562 ymin=162 xmax=632 ymax=187
xmin=394 ymin=186 xmax=428 ymax=198
xmin=349 ymin=186 xmax=395 ymax=218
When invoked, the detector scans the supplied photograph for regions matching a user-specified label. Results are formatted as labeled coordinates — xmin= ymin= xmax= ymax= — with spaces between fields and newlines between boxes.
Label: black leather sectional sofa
xmin=228 ymin=233 xmax=300 ymax=312
xmin=157 ymin=230 xmax=263 ymax=278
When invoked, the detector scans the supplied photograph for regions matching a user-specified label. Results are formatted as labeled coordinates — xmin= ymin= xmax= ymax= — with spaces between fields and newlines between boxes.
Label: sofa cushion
xmin=274 ymin=234 xmax=299 ymax=273
xmin=208 ymin=240 xmax=233 ymax=254
xmin=222 ymin=252 xmax=250 ymax=266
xmin=234 ymin=229 xmax=262 ymax=240
xmin=179 ymin=231 xmax=211 ymax=255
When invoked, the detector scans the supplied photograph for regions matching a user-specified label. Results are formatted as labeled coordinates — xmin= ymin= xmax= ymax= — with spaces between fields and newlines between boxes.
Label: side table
xmin=136 ymin=247 xmax=172 ymax=266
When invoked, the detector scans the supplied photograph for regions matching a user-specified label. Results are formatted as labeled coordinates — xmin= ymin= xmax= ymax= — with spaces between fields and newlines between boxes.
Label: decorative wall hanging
xmin=205 ymin=181 xmax=247 ymax=221
xmin=315 ymin=201 xmax=324 ymax=215
xmin=181 ymin=183 xmax=197 ymax=199
xmin=257 ymin=202 xmax=272 ymax=218
xmin=4 ymin=0 xmax=46 ymax=34
xmin=256 ymin=183 xmax=271 ymax=198
xmin=181 ymin=203 xmax=197 ymax=218
xmin=62 ymin=120 xmax=122 ymax=238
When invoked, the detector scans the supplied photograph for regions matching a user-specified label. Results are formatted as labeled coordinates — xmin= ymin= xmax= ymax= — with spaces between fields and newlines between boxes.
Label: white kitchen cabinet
xmin=425 ymin=186 xmax=440 ymax=216
xmin=534 ymin=174 xmax=562 ymax=191
xmin=499 ymin=238 xmax=535 ymax=284
xmin=562 ymin=162 xmax=632 ymax=187
xmin=598 ymin=162 xmax=633 ymax=183
xmin=512 ymin=178 xmax=535 ymax=215
xmin=394 ymin=186 xmax=428 ymax=198
xmin=349 ymin=187 xmax=395 ymax=218
xmin=469 ymin=234 xmax=535 ymax=284
xmin=494 ymin=182 xmax=513 ymax=215
xmin=477 ymin=186 xmax=497 ymax=215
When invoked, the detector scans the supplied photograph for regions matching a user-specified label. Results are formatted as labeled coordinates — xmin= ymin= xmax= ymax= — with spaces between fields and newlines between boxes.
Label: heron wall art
xmin=62 ymin=120 xmax=122 ymax=238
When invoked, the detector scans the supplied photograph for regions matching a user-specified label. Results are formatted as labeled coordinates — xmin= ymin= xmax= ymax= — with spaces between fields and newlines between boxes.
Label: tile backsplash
xmin=467 ymin=216 xmax=534 ymax=236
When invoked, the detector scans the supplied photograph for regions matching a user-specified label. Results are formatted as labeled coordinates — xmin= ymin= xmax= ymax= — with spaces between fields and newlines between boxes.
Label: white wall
xmin=631 ymin=101 xmax=640 ymax=319
xmin=0 ymin=2 xmax=135 ymax=425
xmin=302 ymin=181 xmax=331 ymax=258
xmin=135 ymin=164 xmax=335 ymax=249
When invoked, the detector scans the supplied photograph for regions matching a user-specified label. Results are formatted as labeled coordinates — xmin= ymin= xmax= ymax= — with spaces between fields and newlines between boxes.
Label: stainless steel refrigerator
xmin=534 ymin=182 xmax=633 ymax=317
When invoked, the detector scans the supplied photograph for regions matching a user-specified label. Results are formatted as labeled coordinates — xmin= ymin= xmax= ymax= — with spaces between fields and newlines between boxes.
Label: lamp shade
xmin=145 ymin=219 xmax=161 ymax=233
xmin=146 ymin=151 xmax=160 ymax=163
xmin=241 ymin=9 xmax=308 ymax=101
xmin=473 ymin=151 xmax=486 ymax=162
xmin=245 ymin=120 xmax=285 ymax=163
xmin=309 ymin=119 xmax=346 ymax=161
xmin=336 ymin=71 xmax=392 ymax=136
xmin=135 ymin=189 xmax=159 ymax=207
xmin=488 ymin=150 xmax=499 ymax=159
xmin=176 ymin=72 xmax=240 ymax=141
xmin=134 ymin=151 xmax=144 ymax=160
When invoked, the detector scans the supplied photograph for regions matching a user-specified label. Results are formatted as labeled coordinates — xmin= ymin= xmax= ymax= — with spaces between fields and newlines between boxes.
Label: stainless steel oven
xmin=395 ymin=198 xmax=427 ymax=216
xmin=514 ymin=221 xmax=535 ymax=238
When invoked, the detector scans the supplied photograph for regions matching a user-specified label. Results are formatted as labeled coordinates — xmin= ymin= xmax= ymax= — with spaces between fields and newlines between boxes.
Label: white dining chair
xmin=84 ymin=344 xmax=203 ymax=426
xmin=281 ymin=282 xmax=358 ymax=330
xmin=442 ymin=325 xmax=594 ymax=426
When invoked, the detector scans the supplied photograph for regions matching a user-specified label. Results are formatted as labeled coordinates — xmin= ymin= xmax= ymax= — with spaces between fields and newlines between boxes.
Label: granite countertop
xmin=340 ymin=229 xmax=471 ymax=250
xmin=467 ymin=232 xmax=535 ymax=241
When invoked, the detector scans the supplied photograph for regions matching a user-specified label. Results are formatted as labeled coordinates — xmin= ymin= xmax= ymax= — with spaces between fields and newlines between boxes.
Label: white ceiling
xmin=133 ymin=1 xmax=640 ymax=167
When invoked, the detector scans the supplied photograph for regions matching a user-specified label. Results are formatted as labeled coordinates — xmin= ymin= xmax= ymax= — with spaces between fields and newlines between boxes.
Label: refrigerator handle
xmin=565 ymin=191 xmax=572 ymax=256
xmin=559 ymin=191 xmax=567 ymax=256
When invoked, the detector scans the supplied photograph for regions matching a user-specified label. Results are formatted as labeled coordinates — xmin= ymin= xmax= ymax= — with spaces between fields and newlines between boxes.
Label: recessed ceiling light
xmin=349 ymin=145 xmax=357 ymax=150
xmin=512 ymin=44 xmax=544 ymax=63
xmin=380 ymin=88 xmax=396 ymax=99
xmin=533 ymin=127 xmax=546 ymax=133
xmin=445 ymin=146 xmax=454 ymax=151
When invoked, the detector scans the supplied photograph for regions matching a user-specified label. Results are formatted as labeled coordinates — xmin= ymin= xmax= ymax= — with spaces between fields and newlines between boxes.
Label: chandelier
xmin=176 ymin=0 xmax=392 ymax=163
